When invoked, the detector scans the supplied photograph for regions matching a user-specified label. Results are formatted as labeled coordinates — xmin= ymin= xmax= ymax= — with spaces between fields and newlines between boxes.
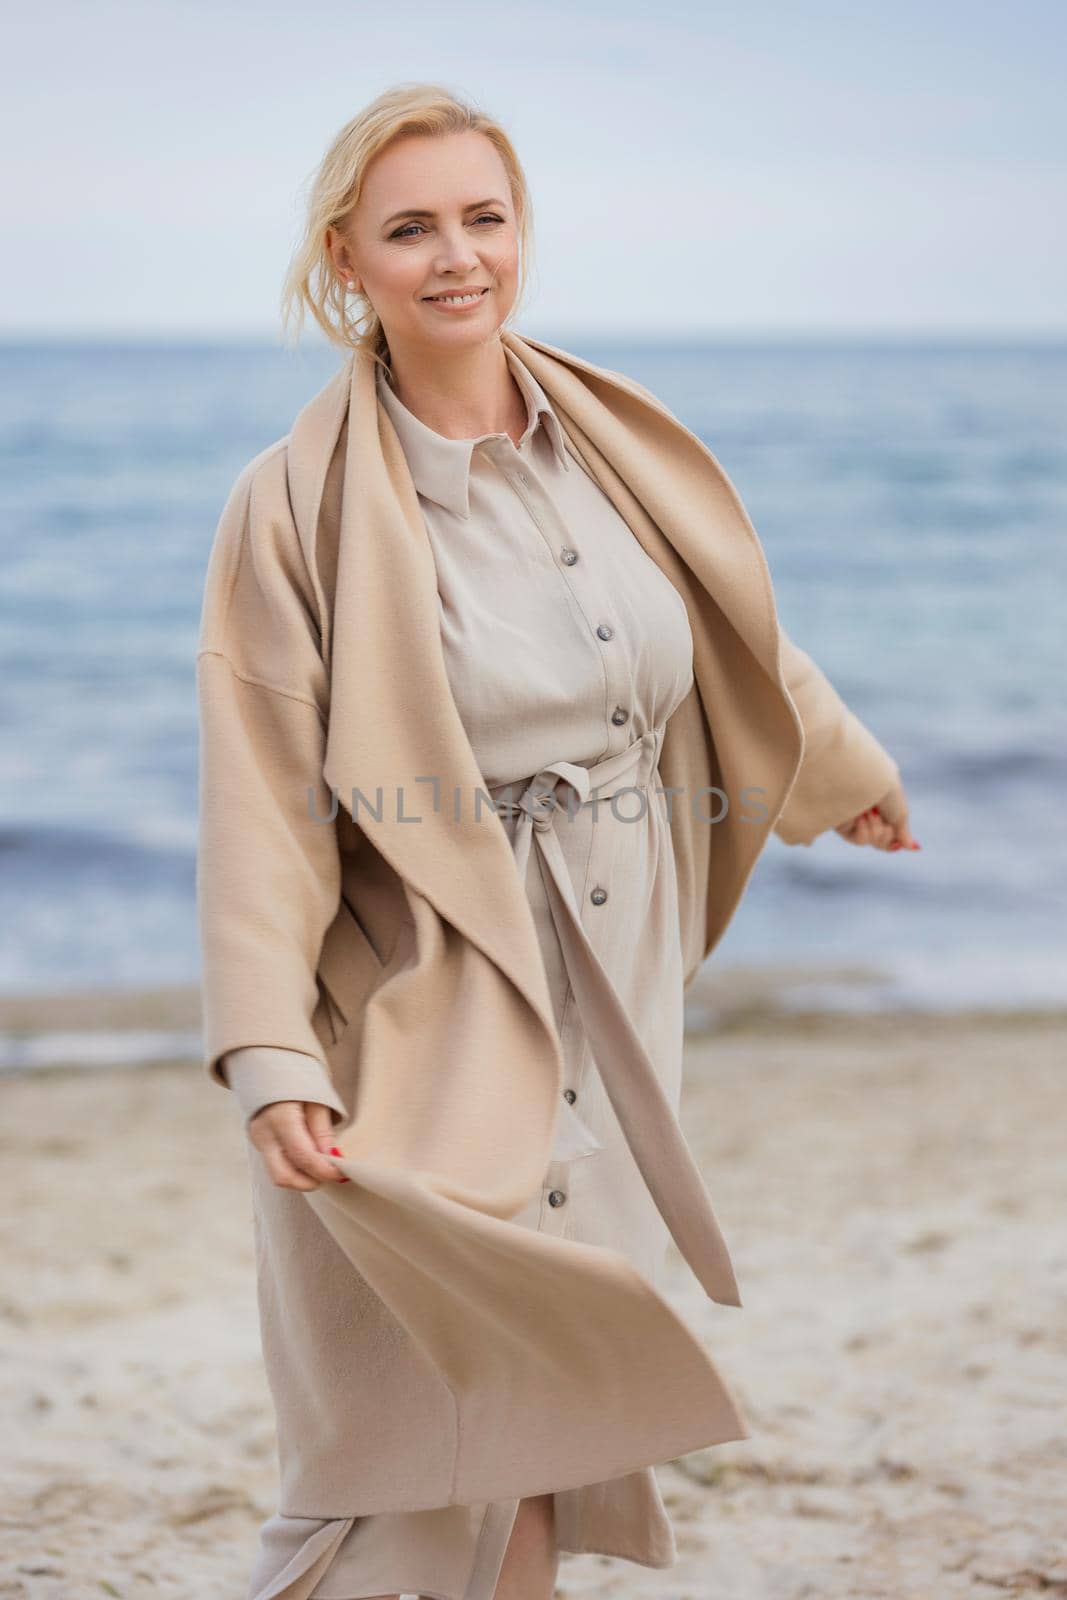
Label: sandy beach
xmin=1 ymin=987 xmax=1065 ymax=1599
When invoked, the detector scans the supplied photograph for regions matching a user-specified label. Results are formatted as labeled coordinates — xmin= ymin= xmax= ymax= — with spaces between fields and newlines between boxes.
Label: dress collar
xmin=375 ymin=343 xmax=571 ymax=519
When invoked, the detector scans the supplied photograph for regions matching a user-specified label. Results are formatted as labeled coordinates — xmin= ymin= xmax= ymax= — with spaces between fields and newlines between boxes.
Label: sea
xmin=2 ymin=333 xmax=1065 ymax=1057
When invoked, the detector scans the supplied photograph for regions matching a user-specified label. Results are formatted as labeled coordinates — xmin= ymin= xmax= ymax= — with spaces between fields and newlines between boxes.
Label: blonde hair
xmin=280 ymin=83 xmax=536 ymax=365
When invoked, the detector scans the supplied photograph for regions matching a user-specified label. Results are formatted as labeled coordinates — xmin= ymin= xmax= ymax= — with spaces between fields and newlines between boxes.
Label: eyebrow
xmin=382 ymin=197 xmax=508 ymax=227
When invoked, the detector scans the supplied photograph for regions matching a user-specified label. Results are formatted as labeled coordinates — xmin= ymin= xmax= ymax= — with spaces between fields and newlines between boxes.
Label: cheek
xmin=488 ymin=242 xmax=520 ymax=283
xmin=369 ymin=252 xmax=427 ymax=302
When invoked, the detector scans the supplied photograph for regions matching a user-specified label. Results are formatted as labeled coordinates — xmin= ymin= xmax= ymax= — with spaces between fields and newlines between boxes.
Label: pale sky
xmin=5 ymin=0 xmax=1065 ymax=339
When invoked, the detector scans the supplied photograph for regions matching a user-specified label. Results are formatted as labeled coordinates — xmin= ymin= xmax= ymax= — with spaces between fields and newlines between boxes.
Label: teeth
xmin=428 ymin=290 xmax=485 ymax=304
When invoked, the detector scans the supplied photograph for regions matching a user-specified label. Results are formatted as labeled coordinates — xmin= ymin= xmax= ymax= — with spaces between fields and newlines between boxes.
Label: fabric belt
xmin=488 ymin=728 xmax=739 ymax=1304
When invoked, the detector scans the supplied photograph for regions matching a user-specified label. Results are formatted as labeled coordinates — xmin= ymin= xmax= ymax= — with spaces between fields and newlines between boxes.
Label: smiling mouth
xmin=423 ymin=287 xmax=491 ymax=304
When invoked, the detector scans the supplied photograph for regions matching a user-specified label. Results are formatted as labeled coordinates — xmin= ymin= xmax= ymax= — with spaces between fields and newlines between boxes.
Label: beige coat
xmin=196 ymin=331 xmax=900 ymax=1524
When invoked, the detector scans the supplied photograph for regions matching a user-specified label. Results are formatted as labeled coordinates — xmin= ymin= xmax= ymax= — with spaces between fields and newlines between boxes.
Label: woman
xmin=196 ymin=83 xmax=918 ymax=1600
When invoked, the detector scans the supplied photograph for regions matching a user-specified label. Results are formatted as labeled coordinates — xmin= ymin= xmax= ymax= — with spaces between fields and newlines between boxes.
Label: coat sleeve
xmin=221 ymin=1045 xmax=348 ymax=1128
xmin=772 ymin=630 xmax=901 ymax=846
xmin=195 ymin=440 xmax=349 ymax=1116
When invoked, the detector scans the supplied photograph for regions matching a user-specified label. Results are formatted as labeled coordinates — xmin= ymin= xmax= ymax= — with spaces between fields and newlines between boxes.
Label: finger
xmin=872 ymin=797 xmax=921 ymax=850
xmin=305 ymin=1103 xmax=349 ymax=1181
xmin=851 ymin=812 xmax=874 ymax=846
xmin=261 ymin=1143 xmax=321 ymax=1191
xmin=861 ymin=808 xmax=896 ymax=849
xmin=246 ymin=1100 xmax=307 ymax=1150
xmin=884 ymin=814 xmax=921 ymax=851
xmin=279 ymin=1119 xmax=345 ymax=1186
xmin=868 ymin=814 xmax=897 ymax=849
xmin=305 ymin=1101 xmax=338 ymax=1148
xmin=247 ymin=1107 xmax=326 ymax=1188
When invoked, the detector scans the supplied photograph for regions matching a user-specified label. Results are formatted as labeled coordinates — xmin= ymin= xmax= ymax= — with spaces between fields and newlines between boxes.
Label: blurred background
xmin=2 ymin=0 xmax=1065 ymax=1063
xmin=3 ymin=6 xmax=1067 ymax=1597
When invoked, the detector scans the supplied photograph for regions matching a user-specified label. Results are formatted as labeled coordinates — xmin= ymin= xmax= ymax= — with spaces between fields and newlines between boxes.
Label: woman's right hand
xmin=247 ymin=1100 xmax=350 ymax=1190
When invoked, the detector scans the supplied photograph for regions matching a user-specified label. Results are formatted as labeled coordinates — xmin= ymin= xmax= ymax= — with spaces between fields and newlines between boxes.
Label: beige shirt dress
xmin=241 ymin=345 xmax=700 ymax=1599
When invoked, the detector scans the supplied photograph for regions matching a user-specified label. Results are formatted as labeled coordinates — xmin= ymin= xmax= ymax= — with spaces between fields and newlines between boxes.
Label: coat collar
xmin=373 ymin=342 xmax=570 ymax=519
xmin=286 ymin=327 xmax=792 ymax=690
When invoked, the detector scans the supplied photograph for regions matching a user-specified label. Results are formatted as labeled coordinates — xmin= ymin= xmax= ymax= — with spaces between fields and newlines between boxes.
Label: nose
xmin=433 ymin=224 xmax=481 ymax=274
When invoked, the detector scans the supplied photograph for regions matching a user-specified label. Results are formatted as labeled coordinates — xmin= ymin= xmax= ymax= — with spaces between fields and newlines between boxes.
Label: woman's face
xmin=329 ymin=130 xmax=520 ymax=356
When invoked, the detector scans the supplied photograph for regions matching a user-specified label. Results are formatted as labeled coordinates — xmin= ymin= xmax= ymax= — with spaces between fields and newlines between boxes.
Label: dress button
xmin=596 ymin=623 xmax=614 ymax=641
xmin=590 ymin=886 xmax=608 ymax=906
xmin=610 ymin=706 xmax=628 ymax=725
xmin=548 ymin=1189 xmax=567 ymax=1207
xmin=563 ymin=1088 xmax=577 ymax=1104
xmin=560 ymin=548 xmax=579 ymax=566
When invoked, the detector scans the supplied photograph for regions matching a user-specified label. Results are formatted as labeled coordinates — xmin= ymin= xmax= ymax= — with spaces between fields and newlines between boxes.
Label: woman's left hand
xmin=834 ymin=777 xmax=921 ymax=852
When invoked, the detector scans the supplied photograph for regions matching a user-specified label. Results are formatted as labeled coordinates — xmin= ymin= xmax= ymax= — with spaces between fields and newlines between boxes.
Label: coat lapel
xmin=502 ymin=332 xmax=805 ymax=969
xmin=507 ymin=331 xmax=786 ymax=677
xmin=307 ymin=349 xmax=562 ymax=1054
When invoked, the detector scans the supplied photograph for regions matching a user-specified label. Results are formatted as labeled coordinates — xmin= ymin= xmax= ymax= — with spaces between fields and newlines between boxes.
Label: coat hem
xmin=559 ymin=1541 xmax=677 ymax=1569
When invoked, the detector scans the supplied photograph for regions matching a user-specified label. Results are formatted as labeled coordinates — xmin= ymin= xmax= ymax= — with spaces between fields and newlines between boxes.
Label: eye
xmin=389 ymin=213 xmax=504 ymax=240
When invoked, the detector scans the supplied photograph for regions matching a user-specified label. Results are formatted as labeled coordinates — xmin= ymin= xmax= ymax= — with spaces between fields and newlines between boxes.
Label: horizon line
xmin=3 ymin=324 xmax=1067 ymax=347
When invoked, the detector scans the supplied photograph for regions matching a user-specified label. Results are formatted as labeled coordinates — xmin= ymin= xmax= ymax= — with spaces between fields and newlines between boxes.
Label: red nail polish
xmin=329 ymin=1147 xmax=342 ymax=1156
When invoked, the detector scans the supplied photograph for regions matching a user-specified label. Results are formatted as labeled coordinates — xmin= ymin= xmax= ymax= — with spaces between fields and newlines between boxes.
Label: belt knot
xmin=519 ymin=789 xmax=559 ymax=833
xmin=513 ymin=760 xmax=592 ymax=833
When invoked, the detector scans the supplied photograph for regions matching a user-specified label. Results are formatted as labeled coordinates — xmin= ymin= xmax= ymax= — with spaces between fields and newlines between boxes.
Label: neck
xmin=384 ymin=335 xmax=527 ymax=444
